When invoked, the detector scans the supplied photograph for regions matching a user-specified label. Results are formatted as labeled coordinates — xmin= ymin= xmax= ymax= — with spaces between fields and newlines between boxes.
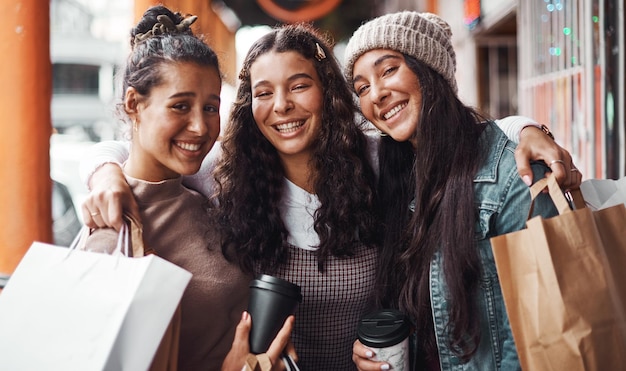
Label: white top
xmin=281 ymin=178 xmax=321 ymax=249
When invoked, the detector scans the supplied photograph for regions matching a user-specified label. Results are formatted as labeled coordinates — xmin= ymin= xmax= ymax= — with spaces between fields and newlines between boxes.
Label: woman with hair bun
xmin=82 ymin=6 xmax=292 ymax=371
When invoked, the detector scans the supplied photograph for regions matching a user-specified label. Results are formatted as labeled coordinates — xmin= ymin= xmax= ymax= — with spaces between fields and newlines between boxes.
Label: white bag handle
xmin=67 ymin=214 xmax=146 ymax=257
xmin=68 ymin=225 xmax=90 ymax=251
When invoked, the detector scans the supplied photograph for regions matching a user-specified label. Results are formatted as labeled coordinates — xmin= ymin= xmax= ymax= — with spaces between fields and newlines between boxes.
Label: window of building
xmin=477 ymin=40 xmax=518 ymax=118
xmin=53 ymin=63 xmax=99 ymax=95
xmin=519 ymin=0 xmax=625 ymax=179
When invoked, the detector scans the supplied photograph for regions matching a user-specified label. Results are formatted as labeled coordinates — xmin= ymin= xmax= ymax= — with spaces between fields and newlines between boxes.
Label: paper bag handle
xmin=123 ymin=214 xmax=155 ymax=257
xmin=528 ymin=174 xmax=587 ymax=218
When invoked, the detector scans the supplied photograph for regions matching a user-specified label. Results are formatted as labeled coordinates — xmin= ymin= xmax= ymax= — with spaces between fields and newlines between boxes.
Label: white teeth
xmin=275 ymin=121 xmax=304 ymax=133
xmin=176 ymin=142 xmax=201 ymax=151
xmin=383 ymin=103 xmax=407 ymax=120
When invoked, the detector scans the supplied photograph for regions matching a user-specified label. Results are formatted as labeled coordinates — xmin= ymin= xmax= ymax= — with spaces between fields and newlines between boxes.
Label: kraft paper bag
xmin=0 ymin=221 xmax=192 ymax=371
xmin=491 ymin=174 xmax=626 ymax=371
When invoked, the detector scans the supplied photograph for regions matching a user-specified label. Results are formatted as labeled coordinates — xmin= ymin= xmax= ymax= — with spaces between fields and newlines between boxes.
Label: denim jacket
xmin=429 ymin=122 xmax=557 ymax=370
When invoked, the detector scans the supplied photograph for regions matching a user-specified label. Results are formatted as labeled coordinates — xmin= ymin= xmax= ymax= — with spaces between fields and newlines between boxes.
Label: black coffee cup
xmin=247 ymin=275 xmax=302 ymax=354
xmin=357 ymin=309 xmax=411 ymax=370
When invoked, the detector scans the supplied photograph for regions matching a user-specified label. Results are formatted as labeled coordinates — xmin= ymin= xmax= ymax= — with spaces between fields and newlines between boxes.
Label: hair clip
xmin=315 ymin=43 xmax=326 ymax=61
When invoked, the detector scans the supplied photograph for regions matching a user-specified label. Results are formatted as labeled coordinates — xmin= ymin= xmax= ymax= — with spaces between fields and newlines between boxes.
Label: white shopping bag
xmin=580 ymin=176 xmax=626 ymax=210
xmin=0 ymin=223 xmax=192 ymax=371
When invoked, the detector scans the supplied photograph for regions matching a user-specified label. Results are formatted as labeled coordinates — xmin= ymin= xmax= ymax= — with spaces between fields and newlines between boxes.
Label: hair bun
xmin=132 ymin=7 xmax=198 ymax=47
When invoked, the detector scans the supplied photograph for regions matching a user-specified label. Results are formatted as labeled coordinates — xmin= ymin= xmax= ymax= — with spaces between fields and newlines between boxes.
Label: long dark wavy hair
xmin=374 ymin=55 xmax=488 ymax=365
xmin=212 ymin=23 xmax=379 ymax=274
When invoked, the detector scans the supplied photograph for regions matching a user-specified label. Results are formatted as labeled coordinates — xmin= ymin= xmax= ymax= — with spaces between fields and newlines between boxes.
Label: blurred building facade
xmin=50 ymin=0 xmax=241 ymax=141
xmin=50 ymin=0 xmax=125 ymax=141
xmin=388 ymin=0 xmax=624 ymax=180
xmin=518 ymin=1 xmax=624 ymax=180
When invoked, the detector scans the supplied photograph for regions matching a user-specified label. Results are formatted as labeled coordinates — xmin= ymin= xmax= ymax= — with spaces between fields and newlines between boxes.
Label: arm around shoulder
xmin=78 ymin=140 xmax=130 ymax=188
xmin=494 ymin=116 xmax=540 ymax=144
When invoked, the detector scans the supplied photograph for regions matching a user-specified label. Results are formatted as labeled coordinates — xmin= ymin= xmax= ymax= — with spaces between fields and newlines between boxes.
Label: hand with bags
xmin=0 ymin=220 xmax=192 ymax=371
xmin=80 ymin=5 xmax=251 ymax=370
xmin=491 ymin=173 xmax=626 ymax=371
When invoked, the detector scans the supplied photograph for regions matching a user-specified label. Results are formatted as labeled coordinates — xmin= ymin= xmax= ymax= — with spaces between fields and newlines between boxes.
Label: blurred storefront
xmin=518 ymin=0 xmax=624 ymax=179
xmin=404 ymin=0 xmax=624 ymax=180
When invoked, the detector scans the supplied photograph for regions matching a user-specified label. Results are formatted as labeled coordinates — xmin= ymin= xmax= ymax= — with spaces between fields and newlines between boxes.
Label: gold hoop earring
xmin=133 ymin=119 xmax=138 ymax=132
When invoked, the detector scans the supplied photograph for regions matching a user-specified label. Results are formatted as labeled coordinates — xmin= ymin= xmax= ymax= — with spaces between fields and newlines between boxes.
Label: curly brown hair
xmin=212 ymin=23 xmax=379 ymax=273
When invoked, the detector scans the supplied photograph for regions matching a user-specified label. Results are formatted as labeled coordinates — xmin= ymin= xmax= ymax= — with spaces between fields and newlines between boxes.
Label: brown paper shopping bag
xmin=491 ymin=174 xmax=626 ymax=371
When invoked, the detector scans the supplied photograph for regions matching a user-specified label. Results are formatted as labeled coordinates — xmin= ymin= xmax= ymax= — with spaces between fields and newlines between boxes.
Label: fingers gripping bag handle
xmin=71 ymin=213 xmax=151 ymax=257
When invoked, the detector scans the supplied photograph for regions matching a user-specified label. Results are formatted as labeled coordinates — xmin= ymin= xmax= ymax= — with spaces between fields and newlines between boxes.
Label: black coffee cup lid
xmin=357 ymin=309 xmax=410 ymax=347
xmin=250 ymin=274 xmax=302 ymax=302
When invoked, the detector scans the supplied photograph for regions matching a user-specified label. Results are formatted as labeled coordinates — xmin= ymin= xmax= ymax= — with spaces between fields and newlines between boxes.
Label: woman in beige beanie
xmin=345 ymin=11 xmax=573 ymax=371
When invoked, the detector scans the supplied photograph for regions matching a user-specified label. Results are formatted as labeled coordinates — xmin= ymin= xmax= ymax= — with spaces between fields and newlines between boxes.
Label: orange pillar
xmin=426 ymin=0 xmax=439 ymax=14
xmin=0 ymin=0 xmax=53 ymax=276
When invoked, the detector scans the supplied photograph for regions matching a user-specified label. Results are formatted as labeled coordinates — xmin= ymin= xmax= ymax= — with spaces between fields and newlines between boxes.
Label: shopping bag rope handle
xmin=528 ymin=173 xmax=586 ymax=218
xmin=68 ymin=225 xmax=91 ymax=253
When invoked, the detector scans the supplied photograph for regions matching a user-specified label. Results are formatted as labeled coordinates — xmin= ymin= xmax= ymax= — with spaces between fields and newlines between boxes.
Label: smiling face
xmin=125 ymin=61 xmax=221 ymax=181
xmin=352 ymin=49 xmax=422 ymax=147
xmin=249 ymin=50 xmax=324 ymax=163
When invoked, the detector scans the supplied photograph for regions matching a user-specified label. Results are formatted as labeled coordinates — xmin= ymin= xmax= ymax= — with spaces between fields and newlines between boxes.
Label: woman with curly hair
xmin=211 ymin=23 xmax=380 ymax=370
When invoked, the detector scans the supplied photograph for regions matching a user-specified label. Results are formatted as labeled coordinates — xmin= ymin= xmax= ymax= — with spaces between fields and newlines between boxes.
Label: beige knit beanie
xmin=344 ymin=11 xmax=457 ymax=93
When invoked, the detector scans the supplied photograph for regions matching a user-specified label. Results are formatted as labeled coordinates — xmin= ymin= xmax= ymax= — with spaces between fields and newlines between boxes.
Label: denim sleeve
xmin=527 ymin=164 xmax=561 ymax=220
